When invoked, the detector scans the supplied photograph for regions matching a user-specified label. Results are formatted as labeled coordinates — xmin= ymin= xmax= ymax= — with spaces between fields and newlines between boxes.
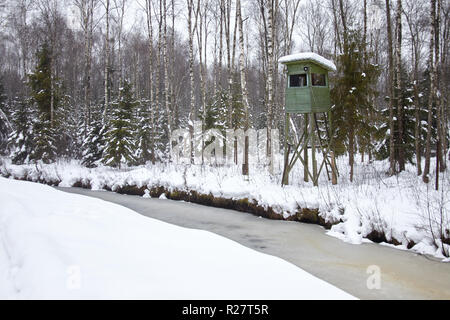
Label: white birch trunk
xmin=103 ymin=0 xmax=110 ymax=121
xmin=237 ymin=0 xmax=250 ymax=175
xmin=145 ymin=0 xmax=155 ymax=163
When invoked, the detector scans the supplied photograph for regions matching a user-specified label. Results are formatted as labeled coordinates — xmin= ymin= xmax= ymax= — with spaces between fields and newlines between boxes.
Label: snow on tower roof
xmin=279 ymin=52 xmax=336 ymax=72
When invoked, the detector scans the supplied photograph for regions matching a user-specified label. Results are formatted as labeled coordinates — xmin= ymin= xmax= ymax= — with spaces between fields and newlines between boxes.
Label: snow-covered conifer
xmin=102 ymin=80 xmax=137 ymax=168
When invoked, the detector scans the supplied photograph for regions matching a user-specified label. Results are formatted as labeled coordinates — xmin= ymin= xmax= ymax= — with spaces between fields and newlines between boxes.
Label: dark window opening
xmin=312 ymin=73 xmax=326 ymax=86
xmin=289 ymin=74 xmax=307 ymax=87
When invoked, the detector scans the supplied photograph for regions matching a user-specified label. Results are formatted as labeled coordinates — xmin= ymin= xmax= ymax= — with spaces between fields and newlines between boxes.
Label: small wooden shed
xmin=279 ymin=52 xmax=336 ymax=114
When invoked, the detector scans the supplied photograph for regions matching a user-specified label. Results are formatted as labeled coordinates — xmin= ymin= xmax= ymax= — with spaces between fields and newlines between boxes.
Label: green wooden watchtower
xmin=279 ymin=52 xmax=338 ymax=186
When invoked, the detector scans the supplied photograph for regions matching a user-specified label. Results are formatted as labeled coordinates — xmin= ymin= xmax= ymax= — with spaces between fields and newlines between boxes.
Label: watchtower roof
xmin=279 ymin=52 xmax=336 ymax=72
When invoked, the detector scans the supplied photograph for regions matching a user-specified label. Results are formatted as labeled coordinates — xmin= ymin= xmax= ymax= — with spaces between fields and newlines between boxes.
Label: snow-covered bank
xmin=0 ymin=177 xmax=355 ymax=299
xmin=0 ymin=156 xmax=449 ymax=261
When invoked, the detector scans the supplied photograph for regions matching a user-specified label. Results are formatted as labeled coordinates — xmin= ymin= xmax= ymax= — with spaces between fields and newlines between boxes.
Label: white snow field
xmin=1 ymin=156 xmax=449 ymax=261
xmin=0 ymin=177 xmax=355 ymax=299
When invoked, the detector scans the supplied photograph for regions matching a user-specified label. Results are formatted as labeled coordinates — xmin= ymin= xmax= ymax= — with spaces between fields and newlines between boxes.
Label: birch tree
xmin=423 ymin=0 xmax=436 ymax=183
xmin=266 ymin=0 xmax=275 ymax=173
xmin=395 ymin=0 xmax=405 ymax=171
xmin=439 ymin=0 xmax=449 ymax=169
xmin=113 ymin=0 xmax=127 ymax=90
xmin=237 ymin=0 xmax=250 ymax=175
xmin=144 ymin=0 xmax=155 ymax=163
xmin=170 ymin=0 xmax=177 ymax=126
xmin=224 ymin=0 xmax=233 ymax=129
xmin=187 ymin=0 xmax=199 ymax=163
xmin=404 ymin=0 xmax=426 ymax=175
xmin=435 ymin=0 xmax=446 ymax=173
xmin=9 ymin=0 xmax=35 ymax=80
xmin=103 ymin=0 xmax=111 ymax=121
xmin=386 ymin=0 xmax=396 ymax=175
xmin=163 ymin=0 xmax=171 ymax=157
xmin=74 ymin=0 xmax=96 ymax=134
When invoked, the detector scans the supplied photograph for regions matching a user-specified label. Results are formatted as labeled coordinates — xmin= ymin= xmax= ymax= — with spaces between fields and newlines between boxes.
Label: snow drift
xmin=0 ymin=177 xmax=355 ymax=299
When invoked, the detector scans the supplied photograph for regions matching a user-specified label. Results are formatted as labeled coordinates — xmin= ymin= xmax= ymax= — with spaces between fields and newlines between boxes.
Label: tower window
xmin=312 ymin=73 xmax=326 ymax=86
xmin=289 ymin=74 xmax=307 ymax=87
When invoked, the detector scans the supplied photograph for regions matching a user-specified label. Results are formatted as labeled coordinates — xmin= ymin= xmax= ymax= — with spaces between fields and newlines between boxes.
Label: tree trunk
xmin=386 ymin=0 xmax=396 ymax=175
xmin=78 ymin=0 xmax=92 ymax=136
xmin=171 ymin=0 xmax=177 ymax=127
xmin=349 ymin=127 xmax=355 ymax=182
xmin=435 ymin=0 xmax=445 ymax=172
xmin=395 ymin=0 xmax=405 ymax=171
xmin=440 ymin=1 xmax=449 ymax=168
xmin=225 ymin=0 xmax=232 ymax=129
xmin=103 ymin=0 xmax=110 ymax=122
xmin=331 ymin=0 xmax=342 ymax=53
xmin=156 ymin=0 xmax=162 ymax=117
xmin=197 ymin=1 xmax=206 ymax=137
xmin=145 ymin=0 xmax=155 ymax=164
xmin=237 ymin=0 xmax=249 ymax=175
xmin=114 ymin=0 xmax=126 ymax=91
xmin=201 ymin=2 xmax=208 ymax=162
xmin=163 ymin=0 xmax=171 ymax=160
xmin=363 ymin=0 xmax=367 ymax=58
xmin=187 ymin=0 xmax=196 ymax=163
xmin=405 ymin=7 xmax=423 ymax=175
xmin=423 ymin=0 xmax=436 ymax=183
xmin=266 ymin=0 xmax=275 ymax=174
xmin=413 ymin=55 xmax=422 ymax=175
xmin=218 ymin=0 xmax=224 ymax=90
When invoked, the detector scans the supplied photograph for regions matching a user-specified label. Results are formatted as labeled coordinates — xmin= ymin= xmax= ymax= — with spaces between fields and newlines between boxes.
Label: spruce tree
xmin=0 ymin=79 xmax=10 ymax=155
xmin=28 ymin=42 xmax=59 ymax=163
xmin=418 ymin=68 xmax=439 ymax=162
xmin=154 ymin=104 xmax=169 ymax=161
xmin=330 ymin=29 xmax=379 ymax=180
xmin=201 ymin=89 xmax=228 ymax=131
xmin=8 ymin=98 xmax=34 ymax=164
xmin=56 ymin=94 xmax=84 ymax=159
xmin=102 ymin=80 xmax=137 ymax=168
xmin=82 ymin=116 xmax=107 ymax=167
xmin=375 ymin=65 xmax=427 ymax=164
xmin=135 ymin=98 xmax=153 ymax=165
xmin=30 ymin=118 xmax=57 ymax=163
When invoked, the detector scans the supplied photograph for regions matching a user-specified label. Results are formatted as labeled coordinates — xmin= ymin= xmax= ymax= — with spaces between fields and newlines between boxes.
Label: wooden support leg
xmin=311 ymin=113 xmax=318 ymax=186
xmin=304 ymin=114 xmax=309 ymax=182
xmin=331 ymin=151 xmax=337 ymax=185
xmin=282 ymin=144 xmax=291 ymax=186
xmin=283 ymin=113 xmax=290 ymax=185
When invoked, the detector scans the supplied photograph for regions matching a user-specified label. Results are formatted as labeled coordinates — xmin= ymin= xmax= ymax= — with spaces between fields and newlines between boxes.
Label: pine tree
xmin=7 ymin=98 xmax=34 ymax=164
xmin=102 ymin=81 xmax=137 ymax=168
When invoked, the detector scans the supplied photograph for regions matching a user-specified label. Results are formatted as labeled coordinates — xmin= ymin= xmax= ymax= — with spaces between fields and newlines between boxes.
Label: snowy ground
xmin=0 ymin=155 xmax=449 ymax=261
xmin=0 ymin=177 xmax=355 ymax=299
